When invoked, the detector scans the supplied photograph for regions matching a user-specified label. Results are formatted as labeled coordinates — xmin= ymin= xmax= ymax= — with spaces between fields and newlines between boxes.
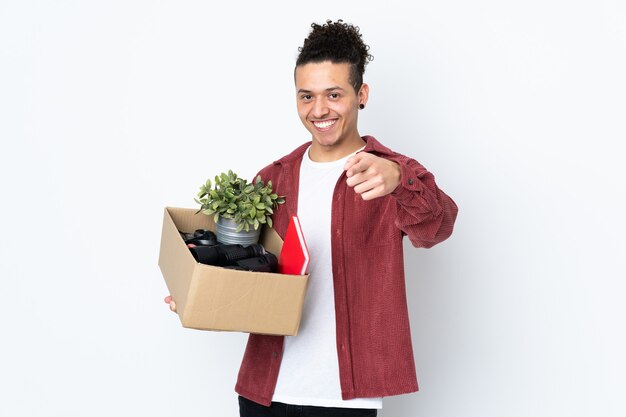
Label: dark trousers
xmin=239 ymin=395 xmax=378 ymax=417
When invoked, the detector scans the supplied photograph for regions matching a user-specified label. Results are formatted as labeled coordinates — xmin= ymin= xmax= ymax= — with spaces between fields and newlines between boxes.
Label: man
xmin=166 ymin=19 xmax=457 ymax=417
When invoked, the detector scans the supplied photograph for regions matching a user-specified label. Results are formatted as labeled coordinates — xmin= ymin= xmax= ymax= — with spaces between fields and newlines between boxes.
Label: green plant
xmin=195 ymin=170 xmax=285 ymax=232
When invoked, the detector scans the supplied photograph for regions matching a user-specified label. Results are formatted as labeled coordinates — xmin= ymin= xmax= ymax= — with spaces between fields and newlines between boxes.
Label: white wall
xmin=1 ymin=1 xmax=624 ymax=416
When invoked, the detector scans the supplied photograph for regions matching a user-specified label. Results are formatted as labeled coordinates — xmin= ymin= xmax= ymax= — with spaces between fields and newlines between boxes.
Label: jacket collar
xmin=272 ymin=135 xmax=393 ymax=166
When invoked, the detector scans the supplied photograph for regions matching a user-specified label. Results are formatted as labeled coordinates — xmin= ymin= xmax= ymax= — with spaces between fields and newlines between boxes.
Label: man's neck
xmin=308 ymin=135 xmax=366 ymax=162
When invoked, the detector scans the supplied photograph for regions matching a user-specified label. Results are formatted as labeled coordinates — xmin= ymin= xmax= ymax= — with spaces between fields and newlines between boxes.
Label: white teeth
xmin=313 ymin=119 xmax=336 ymax=129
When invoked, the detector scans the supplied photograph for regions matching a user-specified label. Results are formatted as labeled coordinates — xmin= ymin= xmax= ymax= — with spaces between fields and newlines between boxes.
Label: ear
xmin=358 ymin=83 xmax=370 ymax=108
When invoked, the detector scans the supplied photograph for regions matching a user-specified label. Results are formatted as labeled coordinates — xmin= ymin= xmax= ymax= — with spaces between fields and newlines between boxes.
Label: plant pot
xmin=215 ymin=217 xmax=261 ymax=245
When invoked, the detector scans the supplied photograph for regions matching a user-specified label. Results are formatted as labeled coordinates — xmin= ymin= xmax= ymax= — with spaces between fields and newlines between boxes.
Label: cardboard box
xmin=158 ymin=207 xmax=309 ymax=336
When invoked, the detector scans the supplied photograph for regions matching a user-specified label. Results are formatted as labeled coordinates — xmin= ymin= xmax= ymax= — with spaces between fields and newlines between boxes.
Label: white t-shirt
xmin=272 ymin=146 xmax=382 ymax=409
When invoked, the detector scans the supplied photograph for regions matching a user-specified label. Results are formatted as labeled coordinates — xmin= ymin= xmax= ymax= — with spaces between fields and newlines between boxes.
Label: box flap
xmin=158 ymin=207 xmax=205 ymax=316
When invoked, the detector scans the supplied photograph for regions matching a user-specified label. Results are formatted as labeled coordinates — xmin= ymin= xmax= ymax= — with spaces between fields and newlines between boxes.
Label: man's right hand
xmin=164 ymin=295 xmax=177 ymax=312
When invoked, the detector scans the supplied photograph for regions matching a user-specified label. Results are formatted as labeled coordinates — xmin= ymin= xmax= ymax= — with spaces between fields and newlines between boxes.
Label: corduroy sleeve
xmin=388 ymin=154 xmax=458 ymax=248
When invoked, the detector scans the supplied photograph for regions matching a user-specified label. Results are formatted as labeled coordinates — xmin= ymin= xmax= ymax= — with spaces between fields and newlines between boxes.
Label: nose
xmin=311 ymin=97 xmax=329 ymax=119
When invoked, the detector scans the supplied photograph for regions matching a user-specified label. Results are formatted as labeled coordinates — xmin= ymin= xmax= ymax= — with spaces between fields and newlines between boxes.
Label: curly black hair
xmin=296 ymin=19 xmax=374 ymax=93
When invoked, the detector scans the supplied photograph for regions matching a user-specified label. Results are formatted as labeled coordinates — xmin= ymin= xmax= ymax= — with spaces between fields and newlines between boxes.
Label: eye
xmin=329 ymin=93 xmax=340 ymax=99
xmin=300 ymin=94 xmax=313 ymax=102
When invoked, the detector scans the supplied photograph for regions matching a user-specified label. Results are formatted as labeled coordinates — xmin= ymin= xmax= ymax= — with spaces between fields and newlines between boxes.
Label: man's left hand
xmin=344 ymin=152 xmax=401 ymax=200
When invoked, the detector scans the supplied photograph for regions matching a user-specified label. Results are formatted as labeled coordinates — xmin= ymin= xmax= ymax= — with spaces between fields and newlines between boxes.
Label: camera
xmin=224 ymin=253 xmax=278 ymax=273
xmin=180 ymin=229 xmax=278 ymax=273
xmin=180 ymin=229 xmax=218 ymax=247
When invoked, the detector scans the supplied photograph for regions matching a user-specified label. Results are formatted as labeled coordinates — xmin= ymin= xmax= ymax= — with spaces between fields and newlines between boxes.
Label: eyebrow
xmin=297 ymin=86 xmax=345 ymax=94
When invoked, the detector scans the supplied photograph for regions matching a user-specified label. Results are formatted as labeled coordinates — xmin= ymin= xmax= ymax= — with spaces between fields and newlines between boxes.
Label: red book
xmin=278 ymin=215 xmax=310 ymax=275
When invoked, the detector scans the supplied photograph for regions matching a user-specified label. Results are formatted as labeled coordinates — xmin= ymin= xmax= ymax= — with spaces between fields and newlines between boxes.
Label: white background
xmin=1 ymin=1 xmax=625 ymax=416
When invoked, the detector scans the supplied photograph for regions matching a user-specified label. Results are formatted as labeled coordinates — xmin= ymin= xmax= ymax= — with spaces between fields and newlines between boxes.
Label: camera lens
xmin=190 ymin=243 xmax=266 ymax=266
xmin=234 ymin=253 xmax=278 ymax=273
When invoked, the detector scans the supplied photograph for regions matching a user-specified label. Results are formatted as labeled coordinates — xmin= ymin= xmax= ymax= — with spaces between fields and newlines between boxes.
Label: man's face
xmin=294 ymin=61 xmax=367 ymax=151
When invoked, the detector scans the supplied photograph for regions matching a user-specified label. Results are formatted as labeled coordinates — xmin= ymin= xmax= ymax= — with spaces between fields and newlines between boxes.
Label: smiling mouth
xmin=312 ymin=119 xmax=337 ymax=130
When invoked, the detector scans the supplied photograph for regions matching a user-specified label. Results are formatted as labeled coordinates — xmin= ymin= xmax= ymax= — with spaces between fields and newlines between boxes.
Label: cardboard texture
xmin=158 ymin=207 xmax=309 ymax=336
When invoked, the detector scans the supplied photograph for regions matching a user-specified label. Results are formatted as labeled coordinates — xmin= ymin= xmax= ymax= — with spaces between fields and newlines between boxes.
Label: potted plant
xmin=195 ymin=170 xmax=285 ymax=245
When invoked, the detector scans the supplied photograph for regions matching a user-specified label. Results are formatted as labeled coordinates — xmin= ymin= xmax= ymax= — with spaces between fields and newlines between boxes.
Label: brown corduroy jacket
xmin=235 ymin=136 xmax=458 ymax=406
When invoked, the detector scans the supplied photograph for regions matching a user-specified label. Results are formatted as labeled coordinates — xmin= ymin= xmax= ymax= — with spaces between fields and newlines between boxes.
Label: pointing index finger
xmin=344 ymin=153 xmax=365 ymax=177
